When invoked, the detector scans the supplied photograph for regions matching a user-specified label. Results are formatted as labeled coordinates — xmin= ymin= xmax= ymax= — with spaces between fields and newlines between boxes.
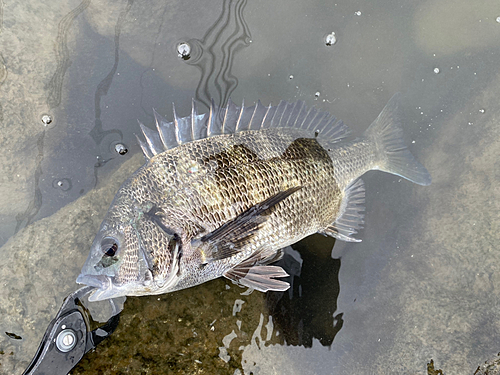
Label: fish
xmin=77 ymin=94 xmax=431 ymax=301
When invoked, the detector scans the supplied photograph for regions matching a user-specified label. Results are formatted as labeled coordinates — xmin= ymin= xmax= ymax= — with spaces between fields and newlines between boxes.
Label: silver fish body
xmin=77 ymin=94 xmax=431 ymax=301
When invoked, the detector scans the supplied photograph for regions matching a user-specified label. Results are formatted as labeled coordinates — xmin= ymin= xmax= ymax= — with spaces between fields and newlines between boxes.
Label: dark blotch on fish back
xmin=277 ymin=138 xmax=332 ymax=163
xmin=202 ymin=142 xmax=260 ymax=169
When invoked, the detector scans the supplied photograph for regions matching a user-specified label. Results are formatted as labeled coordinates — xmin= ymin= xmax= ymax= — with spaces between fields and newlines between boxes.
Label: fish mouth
xmin=76 ymin=274 xmax=110 ymax=289
xmin=76 ymin=273 xmax=152 ymax=301
xmin=76 ymin=274 xmax=117 ymax=301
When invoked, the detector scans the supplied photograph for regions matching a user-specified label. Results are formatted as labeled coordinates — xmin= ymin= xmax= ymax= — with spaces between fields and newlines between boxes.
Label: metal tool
xmin=23 ymin=286 xmax=120 ymax=375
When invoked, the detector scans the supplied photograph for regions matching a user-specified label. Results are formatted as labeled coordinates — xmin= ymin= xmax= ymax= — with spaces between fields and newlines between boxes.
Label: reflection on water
xmin=15 ymin=0 xmax=92 ymax=235
xmin=182 ymin=0 xmax=251 ymax=108
xmin=5 ymin=0 xmax=136 ymax=245
xmin=14 ymin=132 xmax=44 ymax=234
xmin=88 ymin=0 xmax=132 ymax=150
xmin=46 ymin=0 xmax=91 ymax=110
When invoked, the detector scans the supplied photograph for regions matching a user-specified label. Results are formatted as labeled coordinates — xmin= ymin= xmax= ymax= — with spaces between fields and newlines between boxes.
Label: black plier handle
xmin=23 ymin=286 xmax=120 ymax=375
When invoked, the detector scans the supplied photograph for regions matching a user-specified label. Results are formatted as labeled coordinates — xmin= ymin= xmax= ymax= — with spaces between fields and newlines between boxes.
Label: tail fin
xmin=365 ymin=93 xmax=431 ymax=186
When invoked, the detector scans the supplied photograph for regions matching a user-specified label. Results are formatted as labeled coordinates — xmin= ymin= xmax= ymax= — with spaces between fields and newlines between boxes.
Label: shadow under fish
xmin=266 ymin=236 xmax=343 ymax=348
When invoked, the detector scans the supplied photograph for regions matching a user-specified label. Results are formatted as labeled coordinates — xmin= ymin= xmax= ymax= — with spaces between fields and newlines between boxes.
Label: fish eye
xmin=104 ymin=243 xmax=118 ymax=257
xmin=101 ymin=237 xmax=119 ymax=257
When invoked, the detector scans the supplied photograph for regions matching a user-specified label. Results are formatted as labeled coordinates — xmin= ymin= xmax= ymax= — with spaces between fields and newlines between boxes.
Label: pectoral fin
xmin=199 ymin=186 xmax=302 ymax=262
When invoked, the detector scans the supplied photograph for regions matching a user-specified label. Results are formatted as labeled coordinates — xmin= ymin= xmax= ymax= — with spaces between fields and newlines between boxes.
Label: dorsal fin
xmin=138 ymin=99 xmax=350 ymax=160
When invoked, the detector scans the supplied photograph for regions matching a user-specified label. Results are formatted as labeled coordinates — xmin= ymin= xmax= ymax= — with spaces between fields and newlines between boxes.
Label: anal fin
xmin=223 ymin=249 xmax=290 ymax=292
xmin=321 ymin=178 xmax=365 ymax=242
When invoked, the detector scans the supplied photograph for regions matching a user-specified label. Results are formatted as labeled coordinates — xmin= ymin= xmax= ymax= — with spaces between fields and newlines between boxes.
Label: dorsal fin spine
xmin=153 ymin=109 xmax=168 ymax=152
xmin=247 ymin=102 xmax=257 ymax=130
xmin=221 ymin=100 xmax=230 ymax=134
xmin=208 ymin=99 xmax=221 ymax=137
xmin=139 ymin=121 xmax=162 ymax=155
xmin=136 ymin=133 xmax=153 ymax=159
xmin=249 ymin=100 xmax=265 ymax=130
xmin=223 ymin=98 xmax=241 ymax=134
xmin=190 ymin=99 xmax=197 ymax=141
xmin=248 ymin=101 xmax=258 ymax=130
xmin=137 ymin=98 xmax=351 ymax=159
xmin=207 ymin=100 xmax=214 ymax=137
xmin=172 ymin=103 xmax=182 ymax=145
xmin=234 ymin=99 xmax=246 ymax=132
xmin=260 ymin=103 xmax=275 ymax=129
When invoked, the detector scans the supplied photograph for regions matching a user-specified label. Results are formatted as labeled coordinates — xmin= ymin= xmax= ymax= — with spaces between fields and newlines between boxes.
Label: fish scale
xmin=77 ymin=94 xmax=431 ymax=301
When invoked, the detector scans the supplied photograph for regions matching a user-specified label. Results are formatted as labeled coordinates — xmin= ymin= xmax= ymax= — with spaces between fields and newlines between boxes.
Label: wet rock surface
xmin=0 ymin=154 xmax=143 ymax=374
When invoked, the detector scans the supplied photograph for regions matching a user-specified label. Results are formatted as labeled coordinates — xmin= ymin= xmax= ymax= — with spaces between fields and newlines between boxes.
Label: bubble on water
xmin=114 ymin=143 xmax=128 ymax=155
xmin=325 ymin=32 xmax=337 ymax=46
xmin=41 ymin=114 xmax=52 ymax=125
xmin=496 ymin=16 xmax=500 ymax=23
xmin=354 ymin=10 xmax=361 ymax=16
xmin=468 ymin=121 xmax=473 ymax=126
xmin=177 ymin=42 xmax=191 ymax=60
xmin=52 ymin=178 xmax=72 ymax=191
xmin=479 ymin=108 xmax=485 ymax=114
xmin=433 ymin=67 xmax=440 ymax=74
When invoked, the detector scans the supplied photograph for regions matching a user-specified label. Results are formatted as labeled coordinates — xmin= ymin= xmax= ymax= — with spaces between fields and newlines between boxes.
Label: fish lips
xmin=76 ymin=274 xmax=139 ymax=301
xmin=77 ymin=250 xmax=157 ymax=301
xmin=76 ymin=274 xmax=116 ymax=301
xmin=76 ymin=269 xmax=155 ymax=301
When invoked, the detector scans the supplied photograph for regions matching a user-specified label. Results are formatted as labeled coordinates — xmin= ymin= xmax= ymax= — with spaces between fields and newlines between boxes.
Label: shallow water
xmin=1 ymin=0 xmax=499 ymax=374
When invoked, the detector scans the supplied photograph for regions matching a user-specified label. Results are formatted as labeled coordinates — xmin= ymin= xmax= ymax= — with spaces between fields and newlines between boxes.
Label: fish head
xmin=77 ymin=185 xmax=183 ymax=301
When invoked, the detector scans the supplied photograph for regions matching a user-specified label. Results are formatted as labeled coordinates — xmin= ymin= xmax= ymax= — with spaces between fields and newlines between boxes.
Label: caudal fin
xmin=364 ymin=93 xmax=431 ymax=186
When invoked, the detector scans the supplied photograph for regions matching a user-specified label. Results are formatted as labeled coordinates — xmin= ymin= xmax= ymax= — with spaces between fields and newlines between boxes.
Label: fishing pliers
xmin=23 ymin=286 xmax=120 ymax=375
